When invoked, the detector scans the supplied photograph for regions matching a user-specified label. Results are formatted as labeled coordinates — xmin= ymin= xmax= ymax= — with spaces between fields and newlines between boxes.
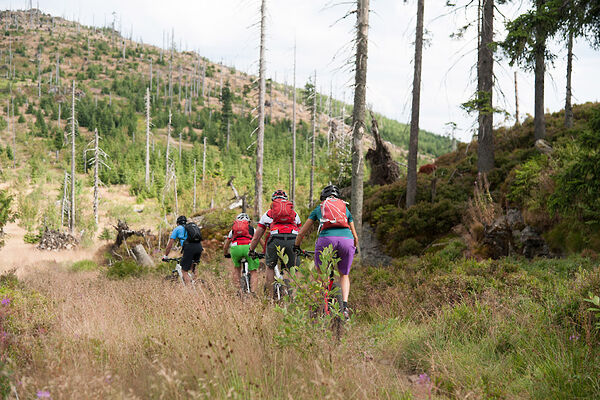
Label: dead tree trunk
xmin=564 ymin=29 xmax=574 ymax=128
xmin=193 ymin=158 xmax=197 ymax=212
xmin=351 ymin=0 xmax=370 ymax=246
xmin=406 ymin=0 xmax=424 ymax=208
xmin=132 ymin=244 xmax=154 ymax=267
xmin=534 ymin=0 xmax=546 ymax=140
xmin=165 ymin=110 xmax=171 ymax=178
xmin=514 ymin=71 xmax=520 ymax=125
xmin=291 ymin=41 xmax=297 ymax=203
xmin=310 ymin=70 xmax=317 ymax=208
xmin=255 ymin=0 xmax=267 ymax=219
xmin=366 ymin=113 xmax=400 ymax=186
xmin=203 ymin=136 xmax=207 ymax=183
xmin=70 ymin=81 xmax=76 ymax=233
xmin=145 ymin=87 xmax=151 ymax=187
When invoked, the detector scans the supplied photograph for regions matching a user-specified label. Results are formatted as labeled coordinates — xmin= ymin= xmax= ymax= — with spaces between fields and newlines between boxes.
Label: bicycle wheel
xmin=328 ymin=283 xmax=345 ymax=340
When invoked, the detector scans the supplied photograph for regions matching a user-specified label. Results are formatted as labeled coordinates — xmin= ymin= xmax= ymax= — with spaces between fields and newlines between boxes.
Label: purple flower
xmin=418 ymin=373 xmax=431 ymax=385
xmin=1 ymin=298 xmax=10 ymax=306
xmin=36 ymin=390 xmax=51 ymax=398
xmin=569 ymin=333 xmax=580 ymax=342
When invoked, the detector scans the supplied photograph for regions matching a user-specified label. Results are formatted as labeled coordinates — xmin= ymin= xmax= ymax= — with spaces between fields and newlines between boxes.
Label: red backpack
xmin=268 ymin=199 xmax=297 ymax=234
xmin=231 ymin=220 xmax=252 ymax=242
xmin=319 ymin=197 xmax=350 ymax=231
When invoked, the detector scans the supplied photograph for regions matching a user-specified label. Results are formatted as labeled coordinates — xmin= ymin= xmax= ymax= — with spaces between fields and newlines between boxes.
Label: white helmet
xmin=236 ymin=213 xmax=250 ymax=222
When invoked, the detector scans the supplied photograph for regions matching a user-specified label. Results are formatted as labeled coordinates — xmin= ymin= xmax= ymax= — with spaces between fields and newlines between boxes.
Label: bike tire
xmin=328 ymin=283 xmax=345 ymax=341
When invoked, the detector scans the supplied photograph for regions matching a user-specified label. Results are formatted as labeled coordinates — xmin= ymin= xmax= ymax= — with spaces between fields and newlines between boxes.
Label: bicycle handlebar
xmin=162 ymin=257 xmax=182 ymax=263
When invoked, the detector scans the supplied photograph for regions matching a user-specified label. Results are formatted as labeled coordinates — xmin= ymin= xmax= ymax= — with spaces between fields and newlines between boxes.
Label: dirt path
xmin=0 ymin=221 xmax=99 ymax=277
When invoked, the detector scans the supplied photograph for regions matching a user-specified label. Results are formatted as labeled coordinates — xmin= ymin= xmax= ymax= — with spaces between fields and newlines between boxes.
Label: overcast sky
xmin=4 ymin=0 xmax=600 ymax=141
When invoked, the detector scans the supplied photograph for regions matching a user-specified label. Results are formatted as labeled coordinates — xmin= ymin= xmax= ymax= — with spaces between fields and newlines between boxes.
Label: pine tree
xmin=406 ymin=0 xmax=425 ymax=208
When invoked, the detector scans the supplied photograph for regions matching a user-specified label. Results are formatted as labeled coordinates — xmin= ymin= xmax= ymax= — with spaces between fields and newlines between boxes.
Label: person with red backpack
xmin=293 ymin=185 xmax=359 ymax=319
xmin=248 ymin=189 xmax=302 ymax=298
xmin=223 ymin=213 xmax=260 ymax=291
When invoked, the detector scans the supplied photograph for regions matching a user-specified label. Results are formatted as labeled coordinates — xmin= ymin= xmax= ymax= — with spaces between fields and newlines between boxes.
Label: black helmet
xmin=320 ymin=185 xmax=340 ymax=201
xmin=271 ymin=189 xmax=288 ymax=201
xmin=176 ymin=215 xmax=187 ymax=225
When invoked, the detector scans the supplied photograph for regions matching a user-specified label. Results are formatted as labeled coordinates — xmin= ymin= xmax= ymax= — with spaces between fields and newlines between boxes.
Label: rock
xmin=133 ymin=204 xmax=145 ymax=213
xmin=483 ymin=217 xmax=511 ymax=259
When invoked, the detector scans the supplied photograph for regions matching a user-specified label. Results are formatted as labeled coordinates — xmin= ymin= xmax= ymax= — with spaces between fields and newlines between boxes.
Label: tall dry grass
xmin=6 ymin=265 xmax=412 ymax=399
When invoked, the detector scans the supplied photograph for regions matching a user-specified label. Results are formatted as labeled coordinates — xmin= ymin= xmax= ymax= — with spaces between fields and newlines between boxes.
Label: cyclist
xmin=223 ymin=213 xmax=260 ymax=292
xmin=163 ymin=215 xmax=203 ymax=285
xmin=248 ymin=189 xmax=301 ymax=298
xmin=294 ymin=185 xmax=359 ymax=319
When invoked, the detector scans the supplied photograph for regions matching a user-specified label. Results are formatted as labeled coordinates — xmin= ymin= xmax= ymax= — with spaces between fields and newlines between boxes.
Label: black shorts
xmin=181 ymin=242 xmax=203 ymax=271
xmin=266 ymin=235 xmax=299 ymax=270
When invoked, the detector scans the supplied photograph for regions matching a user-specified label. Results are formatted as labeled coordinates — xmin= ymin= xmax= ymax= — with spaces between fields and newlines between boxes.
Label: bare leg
xmin=182 ymin=270 xmax=192 ymax=285
xmin=340 ymin=274 xmax=350 ymax=302
xmin=231 ymin=266 xmax=241 ymax=290
xmin=249 ymin=270 xmax=258 ymax=293
xmin=266 ymin=267 xmax=275 ymax=298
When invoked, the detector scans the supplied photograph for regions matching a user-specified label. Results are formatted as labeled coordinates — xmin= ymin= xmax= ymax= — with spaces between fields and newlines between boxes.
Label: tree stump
xmin=132 ymin=244 xmax=155 ymax=267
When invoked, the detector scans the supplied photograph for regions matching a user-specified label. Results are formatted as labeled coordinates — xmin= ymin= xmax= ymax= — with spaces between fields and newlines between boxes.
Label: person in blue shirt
xmin=163 ymin=215 xmax=203 ymax=284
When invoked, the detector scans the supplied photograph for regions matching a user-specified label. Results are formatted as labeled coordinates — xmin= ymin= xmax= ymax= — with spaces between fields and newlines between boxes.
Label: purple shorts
xmin=314 ymin=236 xmax=355 ymax=275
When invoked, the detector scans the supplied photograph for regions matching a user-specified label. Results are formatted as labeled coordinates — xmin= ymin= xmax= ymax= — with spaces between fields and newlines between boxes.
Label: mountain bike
xmin=163 ymin=257 xmax=197 ymax=285
xmin=239 ymin=253 xmax=264 ymax=294
xmin=255 ymin=250 xmax=294 ymax=301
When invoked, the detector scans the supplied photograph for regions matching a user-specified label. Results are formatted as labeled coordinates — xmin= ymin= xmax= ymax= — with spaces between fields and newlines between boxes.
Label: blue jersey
xmin=170 ymin=225 xmax=188 ymax=246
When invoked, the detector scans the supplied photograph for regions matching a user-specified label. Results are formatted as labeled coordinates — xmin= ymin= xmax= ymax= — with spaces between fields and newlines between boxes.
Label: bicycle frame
xmin=239 ymin=257 xmax=251 ymax=293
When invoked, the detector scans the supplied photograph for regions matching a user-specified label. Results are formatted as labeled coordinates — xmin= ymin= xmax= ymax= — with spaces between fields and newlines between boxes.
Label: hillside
xmin=0 ymin=9 xmax=452 ymax=235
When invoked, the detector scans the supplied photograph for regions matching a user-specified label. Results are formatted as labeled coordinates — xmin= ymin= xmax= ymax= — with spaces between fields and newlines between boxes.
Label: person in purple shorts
xmin=294 ymin=185 xmax=359 ymax=319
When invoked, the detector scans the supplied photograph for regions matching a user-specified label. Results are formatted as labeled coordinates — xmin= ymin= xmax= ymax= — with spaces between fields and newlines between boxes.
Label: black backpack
xmin=184 ymin=222 xmax=202 ymax=243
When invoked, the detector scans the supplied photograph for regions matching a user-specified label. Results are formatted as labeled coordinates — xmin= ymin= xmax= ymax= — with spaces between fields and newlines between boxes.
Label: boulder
xmin=519 ymin=226 xmax=551 ymax=259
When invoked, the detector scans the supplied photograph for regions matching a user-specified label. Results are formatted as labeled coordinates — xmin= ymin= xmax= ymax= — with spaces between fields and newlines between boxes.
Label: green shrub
xmin=105 ymin=260 xmax=146 ymax=279
xmin=71 ymin=260 xmax=98 ymax=272
xmin=23 ymin=231 xmax=41 ymax=244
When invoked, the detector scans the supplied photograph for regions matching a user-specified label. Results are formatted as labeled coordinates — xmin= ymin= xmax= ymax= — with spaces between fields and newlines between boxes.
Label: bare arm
xmin=164 ymin=238 xmax=176 ymax=257
xmin=294 ymin=219 xmax=315 ymax=247
xmin=349 ymin=221 xmax=359 ymax=249
xmin=248 ymin=226 xmax=266 ymax=252
xmin=223 ymin=238 xmax=231 ymax=256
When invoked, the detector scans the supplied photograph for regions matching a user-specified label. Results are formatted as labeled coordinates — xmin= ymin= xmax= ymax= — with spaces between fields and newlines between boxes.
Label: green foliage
xmin=105 ymin=260 xmax=147 ymax=279
xmin=275 ymin=245 xmax=343 ymax=352
xmin=23 ymin=231 xmax=42 ymax=244
xmin=99 ymin=227 xmax=112 ymax=241
xmin=0 ymin=191 xmax=14 ymax=235
xmin=71 ymin=260 xmax=98 ymax=272
xmin=549 ymin=106 xmax=600 ymax=225
xmin=585 ymin=293 xmax=600 ymax=331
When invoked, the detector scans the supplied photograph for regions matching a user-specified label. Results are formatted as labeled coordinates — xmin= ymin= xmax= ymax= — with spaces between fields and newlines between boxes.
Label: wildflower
xmin=1 ymin=298 xmax=10 ymax=306
xmin=418 ymin=373 xmax=431 ymax=385
xmin=36 ymin=390 xmax=51 ymax=398
xmin=569 ymin=333 xmax=580 ymax=342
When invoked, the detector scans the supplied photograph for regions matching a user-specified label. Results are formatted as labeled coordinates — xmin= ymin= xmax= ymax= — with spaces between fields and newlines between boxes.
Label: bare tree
xmin=203 ymin=136 xmax=207 ymax=183
xmin=86 ymin=129 xmax=109 ymax=225
xmin=145 ymin=88 xmax=151 ymax=187
xmin=70 ymin=81 xmax=76 ymax=233
xmin=514 ymin=71 xmax=520 ymax=125
xmin=291 ymin=41 xmax=297 ymax=203
xmin=565 ymin=29 xmax=574 ymax=128
xmin=165 ymin=109 xmax=172 ymax=178
xmin=351 ymin=0 xmax=370 ymax=245
xmin=193 ymin=158 xmax=197 ymax=212
xmin=255 ymin=0 xmax=267 ymax=218
xmin=309 ymin=70 xmax=317 ymax=208
xmin=406 ymin=0 xmax=425 ymax=208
